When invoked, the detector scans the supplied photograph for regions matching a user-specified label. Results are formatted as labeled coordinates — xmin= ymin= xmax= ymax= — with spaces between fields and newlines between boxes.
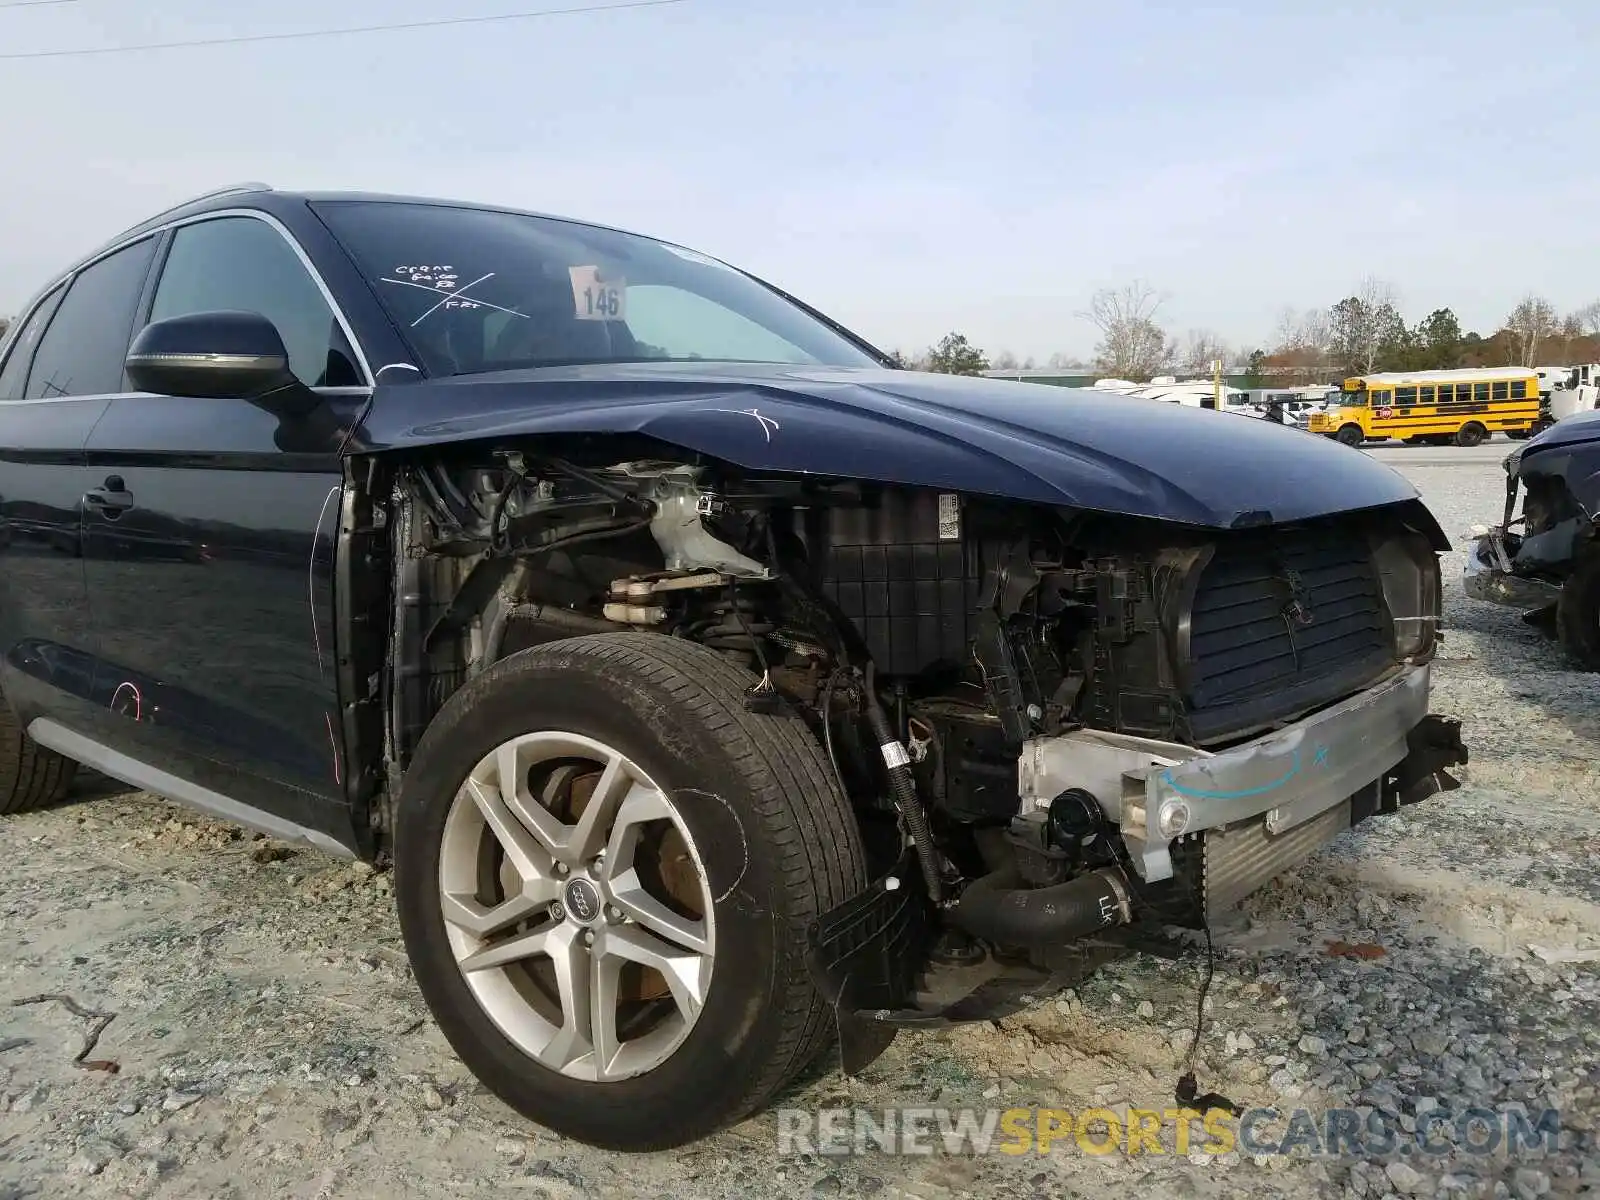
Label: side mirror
xmin=126 ymin=311 xmax=297 ymax=400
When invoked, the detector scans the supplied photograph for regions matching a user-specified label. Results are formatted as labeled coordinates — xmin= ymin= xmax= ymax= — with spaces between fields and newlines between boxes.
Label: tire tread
xmin=0 ymin=696 xmax=77 ymax=816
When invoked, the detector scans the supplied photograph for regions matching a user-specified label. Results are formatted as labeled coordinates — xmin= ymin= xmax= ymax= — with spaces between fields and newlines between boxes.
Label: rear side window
xmin=146 ymin=216 xmax=362 ymax=387
xmin=23 ymin=237 xmax=157 ymax=399
xmin=1511 ymin=380 xmax=1528 ymax=399
xmin=0 ymin=283 xmax=66 ymax=400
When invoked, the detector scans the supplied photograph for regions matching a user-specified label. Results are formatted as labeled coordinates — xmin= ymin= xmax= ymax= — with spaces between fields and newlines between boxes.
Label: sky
xmin=2 ymin=0 xmax=1597 ymax=363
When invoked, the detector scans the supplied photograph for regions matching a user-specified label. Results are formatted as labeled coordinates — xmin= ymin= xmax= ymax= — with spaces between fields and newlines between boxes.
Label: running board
xmin=26 ymin=718 xmax=353 ymax=858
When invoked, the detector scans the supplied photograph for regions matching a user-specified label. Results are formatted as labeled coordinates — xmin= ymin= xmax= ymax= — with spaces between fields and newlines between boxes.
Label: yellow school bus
xmin=1306 ymin=367 xmax=1541 ymax=447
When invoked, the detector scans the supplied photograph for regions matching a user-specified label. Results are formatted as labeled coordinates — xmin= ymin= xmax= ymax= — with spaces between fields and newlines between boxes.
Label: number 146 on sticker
xmin=569 ymin=265 xmax=626 ymax=321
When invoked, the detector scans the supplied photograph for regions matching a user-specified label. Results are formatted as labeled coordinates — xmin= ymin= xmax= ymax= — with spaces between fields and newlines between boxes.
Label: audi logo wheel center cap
xmin=562 ymin=877 xmax=603 ymax=925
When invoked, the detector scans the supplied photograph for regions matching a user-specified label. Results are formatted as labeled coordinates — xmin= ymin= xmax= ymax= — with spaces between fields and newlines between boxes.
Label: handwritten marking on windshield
xmin=712 ymin=408 xmax=781 ymax=443
xmin=378 ymin=271 xmax=531 ymax=327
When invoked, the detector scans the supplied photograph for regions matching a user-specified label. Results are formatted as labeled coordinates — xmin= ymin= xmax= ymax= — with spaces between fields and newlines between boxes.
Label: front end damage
xmin=807 ymin=671 xmax=1466 ymax=1069
xmin=1464 ymin=432 xmax=1600 ymax=666
xmin=366 ymin=438 xmax=1468 ymax=1073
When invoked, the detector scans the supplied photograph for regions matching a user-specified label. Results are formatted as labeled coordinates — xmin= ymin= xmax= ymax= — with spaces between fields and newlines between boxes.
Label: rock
xmin=981 ymin=1083 xmax=1000 ymax=1100
xmin=1298 ymin=1034 xmax=1328 ymax=1056
xmin=812 ymin=1177 xmax=843 ymax=1197
xmin=1512 ymin=1168 xmax=1551 ymax=1198
xmin=1414 ymin=1030 xmax=1449 ymax=1057
xmin=67 ymin=1143 xmax=117 ymax=1176
xmin=1268 ymin=1068 xmax=1301 ymax=1098
xmin=420 ymin=1084 xmax=445 ymax=1111
xmin=495 ymin=1138 xmax=527 ymax=1166
xmin=1233 ymin=1031 xmax=1256 ymax=1051
xmin=162 ymin=1091 xmax=203 ymax=1112
xmin=1136 ymin=1001 xmax=1155 ymax=1018
xmin=116 ymin=1098 xmax=142 ymax=1115
xmin=1347 ymin=1025 xmax=1368 ymax=1044
xmin=1385 ymin=1159 xmax=1427 ymax=1193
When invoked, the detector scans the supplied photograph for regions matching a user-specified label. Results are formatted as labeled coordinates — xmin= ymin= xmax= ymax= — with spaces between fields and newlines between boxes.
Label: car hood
xmin=354 ymin=362 xmax=1433 ymax=534
xmin=1522 ymin=409 xmax=1600 ymax=458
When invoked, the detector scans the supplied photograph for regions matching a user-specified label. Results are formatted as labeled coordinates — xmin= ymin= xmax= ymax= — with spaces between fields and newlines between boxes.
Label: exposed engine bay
xmin=338 ymin=439 xmax=1467 ymax=1056
xmin=1463 ymin=435 xmax=1600 ymax=670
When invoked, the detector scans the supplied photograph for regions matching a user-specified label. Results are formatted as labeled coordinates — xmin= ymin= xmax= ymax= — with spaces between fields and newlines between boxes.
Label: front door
xmin=81 ymin=214 xmax=370 ymax=844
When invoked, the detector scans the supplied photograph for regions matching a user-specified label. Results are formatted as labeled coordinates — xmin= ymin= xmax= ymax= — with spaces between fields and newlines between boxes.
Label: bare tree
xmin=1080 ymin=281 xmax=1174 ymax=381
xmin=1179 ymin=329 xmax=1231 ymax=377
xmin=1556 ymin=313 xmax=1585 ymax=362
xmin=1047 ymin=351 xmax=1089 ymax=369
xmin=1271 ymin=306 xmax=1332 ymax=381
xmin=1327 ymin=276 xmax=1404 ymax=375
xmin=1573 ymin=300 xmax=1600 ymax=338
xmin=990 ymin=349 xmax=1020 ymax=370
xmin=1504 ymin=295 xmax=1559 ymax=366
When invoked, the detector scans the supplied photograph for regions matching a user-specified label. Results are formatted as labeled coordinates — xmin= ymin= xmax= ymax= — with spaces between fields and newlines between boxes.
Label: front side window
xmin=1419 ymin=385 xmax=1435 ymax=403
xmin=1395 ymin=386 xmax=1417 ymax=403
xmin=312 ymin=200 xmax=884 ymax=377
xmin=1474 ymin=382 xmax=1490 ymax=402
xmin=146 ymin=216 xmax=361 ymax=387
xmin=0 ymin=282 xmax=66 ymax=400
xmin=24 ymin=237 xmax=158 ymax=399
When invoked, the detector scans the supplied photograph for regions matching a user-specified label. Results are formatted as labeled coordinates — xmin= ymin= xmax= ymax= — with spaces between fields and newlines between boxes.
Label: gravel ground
xmin=4 ymin=450 xmax=1598 ymax=1200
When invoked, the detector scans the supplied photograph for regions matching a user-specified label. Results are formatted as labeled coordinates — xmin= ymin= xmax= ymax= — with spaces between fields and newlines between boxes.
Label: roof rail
xmin=173 ymin=181 xmax=274 ymax=208
xmin=137 ymin=182 xmax=273 ymax=226
xmin=86 ymin=182 xmax=275 ymax=262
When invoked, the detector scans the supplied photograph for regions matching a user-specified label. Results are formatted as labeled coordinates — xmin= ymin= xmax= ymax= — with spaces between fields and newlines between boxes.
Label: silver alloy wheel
xmin=438 ymin=730 xmax=715 ymax=1082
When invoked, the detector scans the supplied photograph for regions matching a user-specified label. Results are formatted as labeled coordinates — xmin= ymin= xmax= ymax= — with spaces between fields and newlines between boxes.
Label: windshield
xmin=313 ymin=200 xmax=884 ymax=377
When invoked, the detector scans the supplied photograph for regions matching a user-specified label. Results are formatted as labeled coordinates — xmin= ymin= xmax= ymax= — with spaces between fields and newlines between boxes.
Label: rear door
xmin=81 ymin=213 xmax=370 ymax=844
xmin=0 ymin=236 xmax=159 ymax=732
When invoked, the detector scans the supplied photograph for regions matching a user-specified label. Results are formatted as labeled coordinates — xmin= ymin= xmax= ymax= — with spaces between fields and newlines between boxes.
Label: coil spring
xmin=692 ymin=593 xmax=775 ymax=668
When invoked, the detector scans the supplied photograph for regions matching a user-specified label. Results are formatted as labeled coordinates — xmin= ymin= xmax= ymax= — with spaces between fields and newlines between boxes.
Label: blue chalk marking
xmin=1159 ymin=744 xmax=1332 ymax=802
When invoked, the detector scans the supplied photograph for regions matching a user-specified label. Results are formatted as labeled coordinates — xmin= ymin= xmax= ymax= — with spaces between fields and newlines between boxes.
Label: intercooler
xmin=1201 ymin=796 xmax=1352 ymax=921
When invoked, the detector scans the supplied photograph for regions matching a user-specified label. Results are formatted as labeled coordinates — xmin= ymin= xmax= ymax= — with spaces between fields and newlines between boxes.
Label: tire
xmin=393 ymin=633 xmax=868 ymax=1150
xmin=0 ymin=692 xmax=77 ymax=815
xmin=1455 ymin=422 xmax=1487 ymax=447
xmin=1557 ymin=549 xmax=1600 ymax=670
xmin=1336 ymin=424 xmax=1365 ymax=447
xmin=1506 ymin=430 xmax=1531 ymax=441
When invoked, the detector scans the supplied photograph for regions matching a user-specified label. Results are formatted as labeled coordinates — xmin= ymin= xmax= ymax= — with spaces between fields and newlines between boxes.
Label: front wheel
xmin=1336 ymin=424 xmax=1365 ymax=447
xmin=393 ymin=634 xmax=868 ymax=1150
xmin=1456 ymin=421 xmax=1488 ymax=447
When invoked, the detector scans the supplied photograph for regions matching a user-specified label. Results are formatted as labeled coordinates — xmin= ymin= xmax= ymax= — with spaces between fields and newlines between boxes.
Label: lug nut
xmin=548 ymin=901 xmax=565 ymax=921
xmin=553 ymin=862 xmax=569 ymax=877
xmin=582 ymin=930 xmax=595 ymax=947
xmin=605 ymin=905 xmax=624 ymax=923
